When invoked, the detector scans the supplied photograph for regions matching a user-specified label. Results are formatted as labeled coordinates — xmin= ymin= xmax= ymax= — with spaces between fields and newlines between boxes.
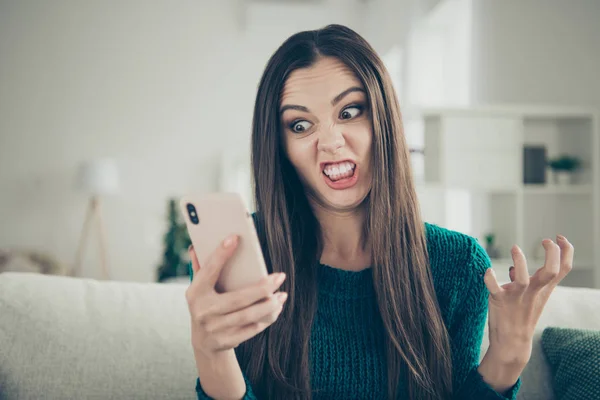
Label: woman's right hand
xmin=185 ymin=234 xmax=288 ymax=358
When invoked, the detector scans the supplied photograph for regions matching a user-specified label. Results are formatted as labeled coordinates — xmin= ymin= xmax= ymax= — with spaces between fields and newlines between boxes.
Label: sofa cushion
xmin=0 ymin=272 xmax=196 ymax=400
xmin=542 ymin=327 xmax=600 ymax=400
xmin=3 ymin=272 xmax=600 ymax=400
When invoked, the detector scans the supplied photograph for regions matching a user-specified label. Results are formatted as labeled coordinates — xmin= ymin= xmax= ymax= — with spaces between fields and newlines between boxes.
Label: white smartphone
xmin=180 ymin=192 xmax=269 ymax=292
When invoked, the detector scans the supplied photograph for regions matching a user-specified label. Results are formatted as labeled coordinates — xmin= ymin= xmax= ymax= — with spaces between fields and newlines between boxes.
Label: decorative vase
xmin=553 ymin=171 xmax=571 ymax=185
xmin=485 ymin=244 xmax=500 ymax=259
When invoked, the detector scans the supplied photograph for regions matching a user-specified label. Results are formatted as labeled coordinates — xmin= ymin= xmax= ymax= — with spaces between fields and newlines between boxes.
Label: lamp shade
xmin=76 ymin=158 xmax=120 ymax=195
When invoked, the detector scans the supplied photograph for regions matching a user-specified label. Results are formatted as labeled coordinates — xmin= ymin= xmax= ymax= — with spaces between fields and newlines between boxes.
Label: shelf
xmin=416 ymin=183 xmax=519 ymax=193
xmin=491 ymin=258 xmax=545 ymax=271
xmin=416 ymin=184 xmax=593 ymax=195
xmin=411 ymin=105 xmax=597 ymax=119
xmin=416 ymin=105 xmax=599 ymax=288
xmin=522 ymin=184 xmax=592 ymax=195
xmin=491 ymin=258 xmax=594 ymax=271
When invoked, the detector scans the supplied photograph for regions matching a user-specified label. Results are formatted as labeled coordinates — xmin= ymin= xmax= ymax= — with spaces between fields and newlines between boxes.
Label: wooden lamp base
xmin=71 ymin=196 xmax=110 ymax=279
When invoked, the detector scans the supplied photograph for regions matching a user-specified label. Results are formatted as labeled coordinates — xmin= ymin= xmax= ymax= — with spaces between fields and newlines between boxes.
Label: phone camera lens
xmin=186 ymin=203 xmax=199 ymax=225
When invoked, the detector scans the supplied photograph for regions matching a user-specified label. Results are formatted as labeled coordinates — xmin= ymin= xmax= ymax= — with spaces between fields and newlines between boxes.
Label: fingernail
xmin=223 ymin=235 xmax=237 ymax=248
xmin=188 ymin=245 xmax=193 ymax=252
xmin=557 ymin=235 xmax=566 ymax=242
xmin=273 ymin=272 xmax=286 ymax=285
xmin=276 ymin=292 xmax=288 ymax=303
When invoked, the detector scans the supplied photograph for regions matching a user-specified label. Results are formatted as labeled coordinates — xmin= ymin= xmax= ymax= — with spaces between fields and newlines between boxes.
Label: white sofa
xmin=1 ymin=272 xmax=599 ymax=400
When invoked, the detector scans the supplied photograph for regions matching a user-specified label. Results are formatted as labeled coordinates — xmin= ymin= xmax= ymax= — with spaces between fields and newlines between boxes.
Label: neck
xmin=311 ymin=201 xmax=371 ymax=271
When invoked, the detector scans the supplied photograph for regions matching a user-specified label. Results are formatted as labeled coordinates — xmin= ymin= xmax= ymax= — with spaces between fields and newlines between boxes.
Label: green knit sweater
xmin=193 ymin=223 xmax=522 ymax=399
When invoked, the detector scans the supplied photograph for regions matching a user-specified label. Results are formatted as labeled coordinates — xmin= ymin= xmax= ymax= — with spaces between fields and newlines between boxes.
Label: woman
xmin=185 ymin=25 xmax=573 ymax=400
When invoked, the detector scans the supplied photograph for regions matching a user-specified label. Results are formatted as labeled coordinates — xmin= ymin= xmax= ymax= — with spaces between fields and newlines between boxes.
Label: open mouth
xmin=322 ymin=161 xmax=356 ymax=182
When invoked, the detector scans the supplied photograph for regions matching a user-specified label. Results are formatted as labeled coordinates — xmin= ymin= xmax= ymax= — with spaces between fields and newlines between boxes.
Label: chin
xmin=319 ymin=186 xmax=370 ymax=212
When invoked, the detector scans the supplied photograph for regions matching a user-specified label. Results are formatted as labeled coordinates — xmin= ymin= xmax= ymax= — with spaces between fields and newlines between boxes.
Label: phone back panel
xmin=180 ymin=193 xmax=268 ymax=292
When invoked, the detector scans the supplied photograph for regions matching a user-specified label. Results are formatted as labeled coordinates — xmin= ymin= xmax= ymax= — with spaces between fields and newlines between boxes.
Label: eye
xmin=290 ymin=120 xmax=313 ymax=133
xmin=340 ymin=105 xmax=363 ymax=120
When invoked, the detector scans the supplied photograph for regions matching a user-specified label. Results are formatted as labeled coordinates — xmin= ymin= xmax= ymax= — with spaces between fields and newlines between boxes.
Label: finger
xmin=201 ymin=235 xmax=239 ymax=288
xmin=205 ymin=292 xmax=288 ymax=333
xmin=556 ymin=235 xmax=574 ymax=281
xmin=530 ymin=239 xmax=560 ymax=290
xmin=510 ymin=245 xmax=530 ymax=290
xmin=214 ymin=272 xmax=286 ymax=315
xmin=220 ymin=306 xmax=284 ymax=348
xmin=483 ymin=268 xmax=503 ymax=297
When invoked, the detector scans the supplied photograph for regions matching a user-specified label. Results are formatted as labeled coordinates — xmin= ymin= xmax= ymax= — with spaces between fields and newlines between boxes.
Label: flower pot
xmin=553 ymin=171 xmax=572 ymax=185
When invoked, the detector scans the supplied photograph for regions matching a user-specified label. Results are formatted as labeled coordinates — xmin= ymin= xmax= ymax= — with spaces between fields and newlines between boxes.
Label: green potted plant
xmin=547 ymin=154 xmax=581 ymax=185
xmin=484 ymin=233 xmax=499 ymax=259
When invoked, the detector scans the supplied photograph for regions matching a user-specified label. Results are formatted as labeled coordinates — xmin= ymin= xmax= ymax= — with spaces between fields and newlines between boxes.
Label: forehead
xmin=281 ymin=57 xmax=363 ymax=106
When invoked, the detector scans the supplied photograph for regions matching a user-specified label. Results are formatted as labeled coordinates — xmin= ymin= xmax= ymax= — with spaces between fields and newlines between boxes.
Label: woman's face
xmin=280 ymin=57 xmax=373 ymax=211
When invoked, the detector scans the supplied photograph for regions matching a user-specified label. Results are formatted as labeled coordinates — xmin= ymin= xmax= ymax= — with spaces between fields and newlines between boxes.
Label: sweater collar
xmin=317 ymin=263 xmax=375 ymax=299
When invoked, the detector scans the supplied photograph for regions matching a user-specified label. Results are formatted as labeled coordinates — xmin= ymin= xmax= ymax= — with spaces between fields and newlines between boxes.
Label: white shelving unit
xmin=406 ymin=105 xmax=600 ymax=288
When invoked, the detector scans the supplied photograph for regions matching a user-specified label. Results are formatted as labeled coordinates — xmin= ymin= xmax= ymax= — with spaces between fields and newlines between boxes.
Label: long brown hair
xmin=237 ymin=24 xmax=453 ymax=399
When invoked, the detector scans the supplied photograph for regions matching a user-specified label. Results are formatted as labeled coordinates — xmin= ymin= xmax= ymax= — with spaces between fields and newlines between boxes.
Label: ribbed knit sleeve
xmin=451 ymin=239 xmax=521 ymax=400
xmin=195 ymin=376 xmax=258 ymax=400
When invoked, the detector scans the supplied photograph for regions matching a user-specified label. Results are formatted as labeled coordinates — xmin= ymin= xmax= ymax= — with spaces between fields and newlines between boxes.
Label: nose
xmin=317 ymin=125 xmax=345 ymax=154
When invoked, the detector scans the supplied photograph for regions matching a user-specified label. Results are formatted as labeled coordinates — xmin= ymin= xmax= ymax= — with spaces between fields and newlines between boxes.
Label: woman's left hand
xmin=482 ymin=235 xmax=574 ymax=377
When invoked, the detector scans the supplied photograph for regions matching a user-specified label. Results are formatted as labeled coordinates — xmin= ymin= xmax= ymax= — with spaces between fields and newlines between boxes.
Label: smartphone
xmin=180 ymin=192 xmax=268 ymax=292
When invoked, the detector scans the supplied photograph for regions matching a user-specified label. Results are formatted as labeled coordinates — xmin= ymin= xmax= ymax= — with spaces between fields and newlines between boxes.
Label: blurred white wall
xmin=404 ymin=0 xmax=600 ymax=109
xmin=0 ymin=0 xmax=370 ymax=282
xmin=0 ymin=1 xmax=244 ymax=281
xmin=471 ymin=0 xmax=600 ymax=107
xmin=405 ymin=0 xmax=472 ymax=107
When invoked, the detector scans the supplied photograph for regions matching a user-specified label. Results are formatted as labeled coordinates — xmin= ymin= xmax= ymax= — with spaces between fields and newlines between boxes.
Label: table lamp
xmin=71 ymin=158 xmax=120 ymax=279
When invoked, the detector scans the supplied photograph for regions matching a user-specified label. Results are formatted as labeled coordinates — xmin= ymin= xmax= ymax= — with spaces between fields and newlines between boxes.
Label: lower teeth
xmin=329 ymin=172 xmax=352 ymax=181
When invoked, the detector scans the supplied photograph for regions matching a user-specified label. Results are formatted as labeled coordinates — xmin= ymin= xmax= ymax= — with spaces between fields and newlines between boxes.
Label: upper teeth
xmin=323 ymin=162 xmax=355 ymax=176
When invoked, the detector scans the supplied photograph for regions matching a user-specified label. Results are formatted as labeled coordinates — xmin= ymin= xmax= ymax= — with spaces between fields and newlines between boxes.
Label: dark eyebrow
xmin=280 ymin=104 xmax=309 ymax=114
xmin=331 ymin=86 xmax=365 ymax=106
xmin=279 ymin=86 xmax=365 ymax=115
